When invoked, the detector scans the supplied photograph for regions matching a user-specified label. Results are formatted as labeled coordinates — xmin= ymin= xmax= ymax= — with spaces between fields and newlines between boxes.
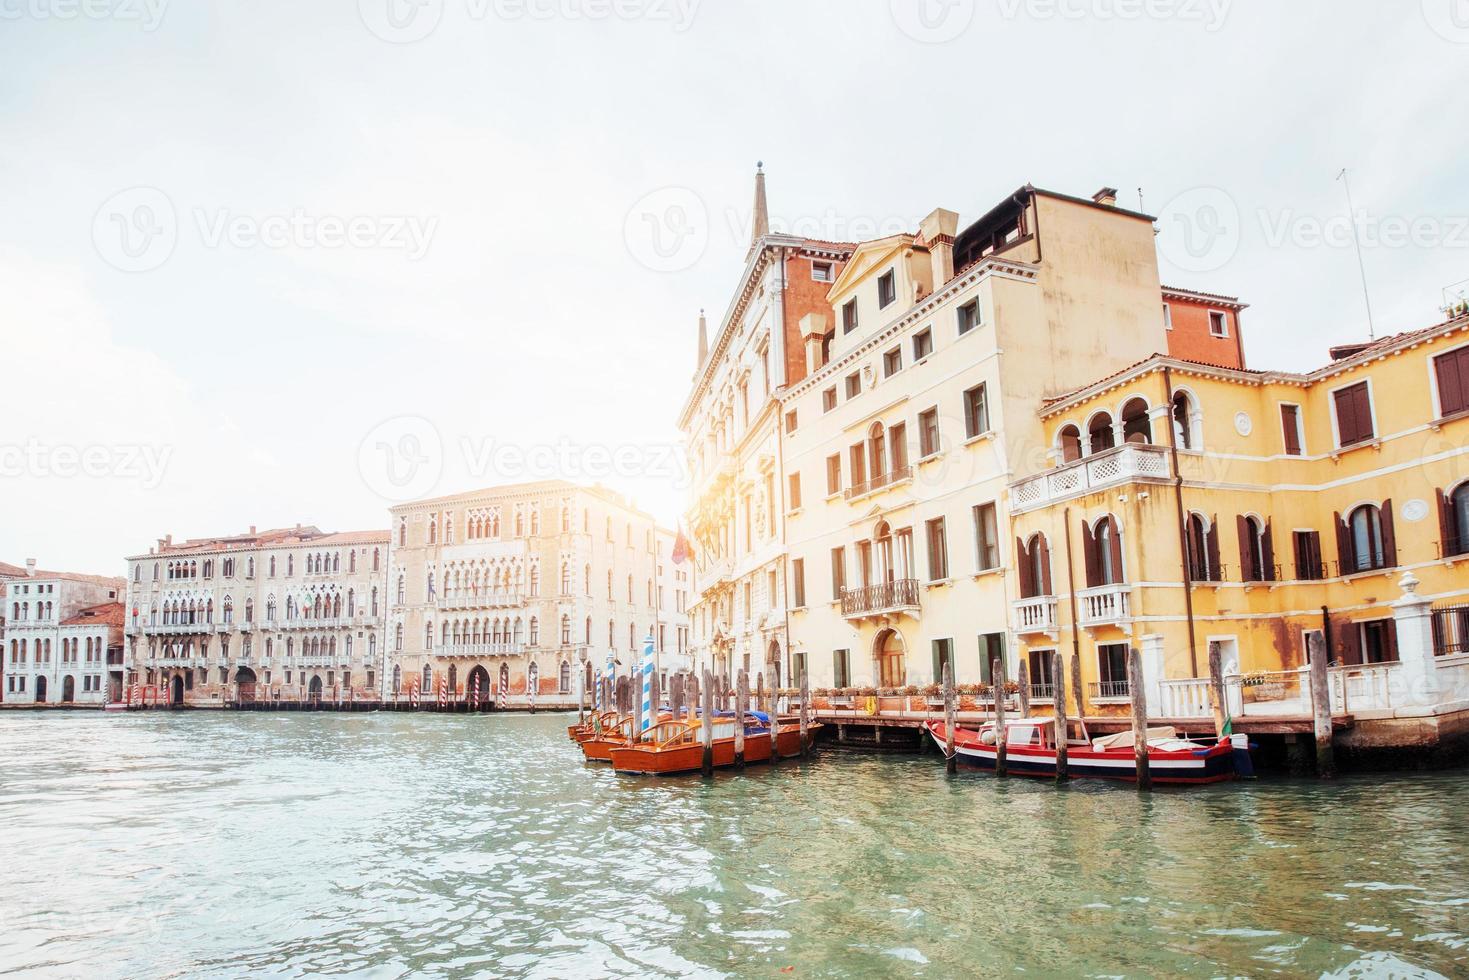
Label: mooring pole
xmin=1209 ymin=640 xmax=1228 ymax=740
xmin=1053 ymin=651 xmax=1070 ymax=783
xmin=734 ymin=668 xmax=747 ymax=768
xmin=1016 ymin=660 xmax=1031 ymax=718
xmin=942 ymin=661 xmax=956 ymax=775
xmin=671 ymin=672 xmax=686 ymax=722
xmin=992 ymin=655 xmax=1007 ymax=777
xmin=799 ymin=669 xmax=811 ymax=756
xmin=1129 ymin=647 xmax=1151 ymax=791
xmin=700 ymin=668 xmax=715 ymax=776
xmin=1308 ymin=631 xmax=1336 ymax=779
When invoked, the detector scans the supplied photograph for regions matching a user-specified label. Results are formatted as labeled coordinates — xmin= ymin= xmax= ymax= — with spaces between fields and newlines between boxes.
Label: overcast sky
xmin=2 ymin=0 xmax=1466 ymax=574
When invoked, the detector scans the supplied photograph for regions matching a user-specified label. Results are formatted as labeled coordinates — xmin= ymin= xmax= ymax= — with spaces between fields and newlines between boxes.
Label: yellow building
xmin=1008 ymin=312 xmax=1469 ymax=744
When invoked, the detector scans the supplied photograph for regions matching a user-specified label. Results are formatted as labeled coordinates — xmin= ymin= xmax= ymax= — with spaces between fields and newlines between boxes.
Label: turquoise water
xmin=1 ymin=711 xmax=1466 ymax=978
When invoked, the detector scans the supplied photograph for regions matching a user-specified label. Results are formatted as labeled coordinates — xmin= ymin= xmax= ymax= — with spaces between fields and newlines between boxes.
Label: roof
xmin=0 ymin=563 xmax=125 ymax=590
xmin=1161 ymin=284 xmax=1249 ymax=310
xmin=130 ymin=524 xmax=388 ymax=560
xmin=61 ymin=601 xmax=125 ymax=628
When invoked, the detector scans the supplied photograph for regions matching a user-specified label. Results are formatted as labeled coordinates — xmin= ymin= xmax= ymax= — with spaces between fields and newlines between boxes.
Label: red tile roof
xmin=61 ymin=601 xmax=125 ymax=627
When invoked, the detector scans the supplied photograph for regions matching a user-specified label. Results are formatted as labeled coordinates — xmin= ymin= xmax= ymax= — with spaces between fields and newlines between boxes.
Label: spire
xmin=696 ymin=308 xmax=708 ymax=368
xmin=749 ymin=161 xmax=769 ymax=248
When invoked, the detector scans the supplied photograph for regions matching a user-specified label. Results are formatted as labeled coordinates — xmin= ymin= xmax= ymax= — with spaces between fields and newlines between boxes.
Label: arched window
xmin=528 ymin=616 xmax=539 ymax=646
xmin=1447 ymin=483 xmax=1469 ymax=558
xmin=1087 ymin=412 xmax=1115 ymax=455
xmin=428 ymin=517 xmax=437 ymax=544
xmin=394 ymin=623 xmax=403 ymax=651
xmin=867 ymin=421 xmax=887 ymax=483
xmin=392 ymin=664 xmax=401 ymax=695
xmin=1085 ymin=516 xmax=1124 ymax=587
xmin=1239 ymin=515 xmax=1272 ymax=583
xmin=1185 ymin=513 xmax=1217 ymax=581
xmin=1058 ymin=424 xmax=1082 ymax=463
xmin=422 ymin=664 xmax=431 ymax=691
xmin=396 ymin=575 xmax=405 ymax=604
xmin=1018 ymin=534 xmax=1051 ymax=598
xmin=425 ymin=622 xmax=434 ymax=649
xmin=585 ymin=616 xmax=593 ymax=644
xmin=560 ymin=614 xmax=571 ymax=645
xmin=559 ymin=660 xmax=571 ymax=694
xmin=1121 ymin=398 xmax=1151 ymax=444
xmin=584 ymin=563 xmax=592 ymax=596
xmin=1172 ymin=391 xmax=1197 ymax=450
xmin=1345 ymin=504 xmax=1392 ymax=573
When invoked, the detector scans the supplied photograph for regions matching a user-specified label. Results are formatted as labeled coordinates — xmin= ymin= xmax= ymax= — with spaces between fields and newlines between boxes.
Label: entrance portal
xmin=35 ymin=675 xmax=48 ymax=702
xmin=876 ymin=628 xmax=907 ymax=688
xmin=170 ymin=674 xmax=184 ymax=706
xmin=62 ymin=675 xmax=75 ymax=702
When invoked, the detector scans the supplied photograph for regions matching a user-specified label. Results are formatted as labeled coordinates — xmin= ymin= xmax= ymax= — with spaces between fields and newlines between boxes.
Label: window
xmin=833 ymin=649 xmax=851 ymax=688
xmin=1085 ymin=515 xmax=1124 ymax=587
xmin=1208 ymin=310 xmax=1228 ymax=337
xmin=957 ymin=299 xmax=981 ymax=335
xmin=1184 ymin=513 xmax=1218 ymax=582
xmin=792 ymin=558 xmax=806 ymax=607
xmin=848 ymin=442 xmax=867 ymax=490
xmin=812 ymin=261 xmax=833 ymax=282
xmin=1443 ymin=483 xmax=1469 ymax=558
xmin=979 ymin=633 xmax=1005 ymax=685
xmin=1433 ymin=345 xmax=1469 ymax=417
xmin=785 ymin=409 xmax=798 ymax=433
xmin=823 ymin=387 xmax=837 ymax=412
xmin=925 ymin=517 xmax=948 ymax=580
xmin=883 ymin=347 xmax=902 ymax=378
xmin=1333 ymin=381 xmax=1375 ymax=447
xmin=830 ymin=547 xmax=846 ymax=599
xmin=1162 ymin=302 xmax=1172 ymax=330
xmin=1341 ymin=503 xmax=1395 ymax=573
xmin=877 ymin=269 xmax=896 ymax=308
xmin=1293 ymin=530 xmax=1324 ymax=580
xmin=1280 ymin=404 xmax=1303 ymax=456
xmin=973 ymin=503 xmax=999 ymax=571
xmin=788 ymin=472 xmax=802 ymax=510
xmin=1171 ymin=392 xmax=1195 ymax=450
xmin=913 ymin=328 xmax=933 ymax=361
xmin=1360 ymin=619 xmax=1399 ymax=664
xmin=1238 ymin=515 xmax=1273 ymax=583
xmin=918 ymin=408 xmax=940 ymax=457
xmin=889 ymin=422 xmax=908 ymax=471
xmin=845 ymin=372 xmax=861 ymax=399
xmin=1096 ymin=643 xmax=1130 ymax=698
xmin=963 ymin=384 xmax=990 ymax=438
xmin=826 ymin=454 xmax=842 ymax=495
xmin=931 ymin=638 xmax=953 ymax=685
xmin=842 ymin=298 xmax=858 ymax=334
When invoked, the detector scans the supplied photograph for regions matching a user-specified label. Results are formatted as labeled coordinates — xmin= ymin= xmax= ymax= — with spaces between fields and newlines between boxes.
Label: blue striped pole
xmin=640 ymin=634 xmax=655 ymax=736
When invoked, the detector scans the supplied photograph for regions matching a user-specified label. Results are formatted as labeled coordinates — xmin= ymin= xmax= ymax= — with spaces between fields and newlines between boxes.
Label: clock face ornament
xmin=1234 ymin=411 xmax=1253 ymax=437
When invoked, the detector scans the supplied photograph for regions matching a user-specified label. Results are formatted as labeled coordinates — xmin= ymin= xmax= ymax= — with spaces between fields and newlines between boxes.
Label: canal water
xmin=1 ymin=712 xmax=1465 ymax=978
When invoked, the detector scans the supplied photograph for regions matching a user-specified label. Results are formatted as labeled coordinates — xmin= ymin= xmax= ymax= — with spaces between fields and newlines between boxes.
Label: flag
xmin=672 ymin=526 xmax=692 ymax=565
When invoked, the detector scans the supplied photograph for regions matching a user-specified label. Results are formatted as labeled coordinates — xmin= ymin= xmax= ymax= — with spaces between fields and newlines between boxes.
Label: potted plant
xmin=830 ymin=686 xmax=854 ymax=707
xmin=920 ymin=682 xmax=944 ymax=710
xmin=875 ymin=686 xmax=905 ymax=713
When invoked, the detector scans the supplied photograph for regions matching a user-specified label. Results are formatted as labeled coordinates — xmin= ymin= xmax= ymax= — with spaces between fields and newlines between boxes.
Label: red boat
xmin=927 ymin=718 xmax=1250 ymax=785
xmin=579 ymin=716 xmax=635 ymax=762
xmin=609 ymin=716 xmax=810 ymax=775
xmin=569 ymin=711 xmax=618 ymax=743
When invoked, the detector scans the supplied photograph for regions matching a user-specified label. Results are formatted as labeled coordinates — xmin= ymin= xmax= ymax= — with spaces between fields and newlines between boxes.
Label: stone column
xmin=1391 ymin=570 xmax=1441 ymax=710
xmin=1139 ymin=633 xmax=1165 ymax=716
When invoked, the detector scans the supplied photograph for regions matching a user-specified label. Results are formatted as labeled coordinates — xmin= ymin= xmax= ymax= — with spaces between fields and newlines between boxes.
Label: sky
xmin=2 ymin=0 xmax=1467 ymax=575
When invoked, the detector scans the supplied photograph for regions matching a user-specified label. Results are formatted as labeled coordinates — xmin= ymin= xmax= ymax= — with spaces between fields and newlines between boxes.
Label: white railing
xmin=438 ymin=642 xmax=527 ymax=657
xmin=1077 ymin=584 xmax=1132 ymax=626
xmin=437 ymin=592 xmax=524 ymax=610
xmin=1010 ymin=444 xmax=1171 ymax=513
xmin=1225 ymin=668 xmax=1309 ymax=717
xmin=1012 ymin=596 xmax=1058 ymax=633
xmin=1158 ymin=677 xmax=1212 ymax=718
xmin=1329 ymin=662 xmax=1400 ymax=714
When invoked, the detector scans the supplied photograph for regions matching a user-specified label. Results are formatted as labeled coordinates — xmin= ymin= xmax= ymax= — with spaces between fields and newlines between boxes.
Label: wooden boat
xmin=580 ymin=716 xmax=635 ymax=762
xmin=608 ymin=715 xmax=814 ymax=775
xmin=926 ymin=718 xmax=1250 ymax=785
xmin=569 ymin=711 xmax=618 ymax=743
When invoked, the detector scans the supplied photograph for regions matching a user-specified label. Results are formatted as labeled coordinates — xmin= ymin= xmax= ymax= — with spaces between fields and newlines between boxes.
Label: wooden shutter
xmin=1039 ymin=537 xmax=1053 ymax=595
xmin=1206 ymin=516 xmax=1221 ymax=581
xmin=1436 ymin=348 xmax=1468 ymax=417
xmin=1439 ymin=487 xmax=1462 ymax=557
xmin=1261 ymin=522 xmax=1276 ymax=581
xmin=1334 ymin=511 xmax=1351 ymax=574
xmin=1082 ymin=520 xmax=1100 ymax=588
xmin=1336 ymin=618 xmax=1362 ymax=666
xmin=1107 ymin=516 xmax=1125 ymax=584
xmin=1380 ymin=500 xmax=1397 ymax=568
xmin=1334 ymin=383 xmax=1373 ymax=445
xmin=1017 ymin=537 xmax=1034 ymax=598
xmin=1304 ymin=530 xmax=1322 ymax=579
xmin=1280 ymin=404 xmax=1301 ymax=455
xmin=1236 ymin=514 xmax=1254 ymax=582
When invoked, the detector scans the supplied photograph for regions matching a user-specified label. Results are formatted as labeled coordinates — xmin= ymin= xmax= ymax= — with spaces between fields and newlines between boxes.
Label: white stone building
xmin=2 ymin=560 xmax=125 ymax=704
xmin=386 ymin=479 xmax=690 ymax=705
xmin=122 ymin=525 xmax=390 ymax=705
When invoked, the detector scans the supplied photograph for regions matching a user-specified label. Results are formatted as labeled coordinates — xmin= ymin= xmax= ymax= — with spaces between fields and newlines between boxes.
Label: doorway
xmin=875 ymin=629 xmax=906 ymax=688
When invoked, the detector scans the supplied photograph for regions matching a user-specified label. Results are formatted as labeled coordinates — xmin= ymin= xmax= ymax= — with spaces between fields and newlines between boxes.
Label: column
xmin=1390 ymin=570 xmax=1441 ymax=710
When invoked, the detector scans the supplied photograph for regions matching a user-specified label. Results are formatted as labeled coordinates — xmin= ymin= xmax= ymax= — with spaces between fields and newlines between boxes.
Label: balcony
xmin=1012 ymin=596 xmax=1058 ymax=634
xmin=438 ymin=642 xmax=527 ymax=658
xmin=1077 ymin=584 xmax=1132 ymax=627
xmin=1089 ymin=679 xmax=1131 ymax=701
xmin=1009 ymin=444 xmax=1170 ymax=514
xmin=840 ymin=579 xmax=920 ymax=619
xmin=144 ymin=622 xmax=214 ymax=636
xmin=437 ymin=591 xmax=524 ymax=611
xmin=843 ymin=465 xmax=913 ymax=502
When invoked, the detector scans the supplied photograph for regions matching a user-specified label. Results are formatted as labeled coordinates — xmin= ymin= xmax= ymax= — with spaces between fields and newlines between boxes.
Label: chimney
xmin=917 ymin=208 xmax=960 ymax=288
xmin=799 ymin=312 xmax=829 ymax=374
xmin=1092 ymin=187 xmax=1119 ymax=207
xmin=249 ymin=525 xmax=256 ymax=535
xmin=749 ymin=161 xmax=769 ymax=250
xmin=696 ymin=309 xmax=709 ymax=370
xmin=25 ymin=558 xmax=36 ymax=577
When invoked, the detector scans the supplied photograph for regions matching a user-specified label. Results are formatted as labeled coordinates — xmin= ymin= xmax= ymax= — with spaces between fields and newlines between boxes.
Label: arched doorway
xmin=447 ymin=663 xmax=458 ymax=695
xmin=235 ymin=666 xmax=258 ymax=704
xmin=875 ymin=629 xmax=906 ymax=688
xmin=767 ymin=639 xmax=782 ymax=689
xmin=467 ymin=665 xmax=490 ymax=707
xmin=527 ymin=661 xmax=539 ymax=695
xmin=308 ymin=675 xmax=323 ymax=702
xmin=62 ymin=675 xmax=76 ymax=702
xmin=169 ymin=673 xmax=184 ymax=706
xmin=35 ymin=675 xmax=48 ymax=703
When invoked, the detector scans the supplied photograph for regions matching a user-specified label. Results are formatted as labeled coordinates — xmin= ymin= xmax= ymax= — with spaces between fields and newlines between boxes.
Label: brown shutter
xmin=1107 ymin=516 xmax=1125 ymax=584
xmin=1261 ymin=522 xmax=1276 ymax=581
xmin=1334 ymin=511 xmax=1351 ymax=574
xmin=1304 ymin=530 xmax=1322 ymax=578
xmin=1380 ymin=500 xmax=1397 ymax=568
xmin=1337 ymin=618 xmax=1362 ymax=666
xmin=1281 ymin=405 xmax=1301 ymax=455
xmin=1436 ymin=349 xmax=1467 ymax=417
xmin=1438 ymin=487 xmax=1461 ymax=557
xmin=1333 ymin=388 xmax=1356 ymax=444
xmin=1017 ymin=537 xmax=1034 ymax=598
xmin=1039 ymin=536 xmax=1053 ymax=595
xmin=1206 ymin=516 xmax=1221 ymax=581
xmin=1236 ymin=514 xmax=1254 ymax=582
xmin=1356 ymin=384 xmax=1375 ymax=440
xmin=1082 ymin=520 xmax=1099 ymax=588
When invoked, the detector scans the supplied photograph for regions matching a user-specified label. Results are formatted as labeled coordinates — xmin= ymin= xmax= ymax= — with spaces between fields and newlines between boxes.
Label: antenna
xmin=1336 ymin=168 xmax=1376 ymax=340
xmin=1137 ymin=187 xmax=1145 ymax=213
